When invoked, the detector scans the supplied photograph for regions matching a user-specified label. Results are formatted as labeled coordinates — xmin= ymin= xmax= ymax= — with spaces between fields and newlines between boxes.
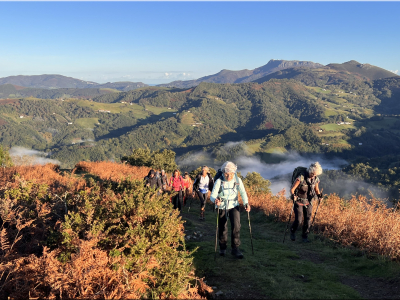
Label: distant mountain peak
xmin=157 ymin=59 xmax=322 ymax=88
xmin=345 ymin=60 xmax=361 ymax=65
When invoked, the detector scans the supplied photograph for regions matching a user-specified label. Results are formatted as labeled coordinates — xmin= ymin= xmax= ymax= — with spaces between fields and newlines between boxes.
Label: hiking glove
xmin=290 ymin=194 xmax=296 ymax=202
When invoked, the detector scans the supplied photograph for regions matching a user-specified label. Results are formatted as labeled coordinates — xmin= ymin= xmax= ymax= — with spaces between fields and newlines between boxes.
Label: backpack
xmin=214 ymin=169 xmax=223 ymax=182
xmin=218 ymin=172 xmax=240 ymax=198
xmin=291 ymin=166 xmax=308 ymax=194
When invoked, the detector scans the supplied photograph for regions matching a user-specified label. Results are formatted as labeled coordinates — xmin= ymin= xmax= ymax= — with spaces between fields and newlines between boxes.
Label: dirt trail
xmin=181 ymin=204 xmax=400 ymax=299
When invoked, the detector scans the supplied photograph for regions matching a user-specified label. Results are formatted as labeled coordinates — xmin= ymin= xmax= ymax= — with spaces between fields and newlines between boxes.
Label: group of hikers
xmin=144 ymin=161 xmax=323 ymax=259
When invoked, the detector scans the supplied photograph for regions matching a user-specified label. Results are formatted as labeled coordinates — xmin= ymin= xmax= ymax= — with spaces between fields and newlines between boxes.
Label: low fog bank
xmin=10 ymin=146 xmax=61 ymax=166
xmin=177 ymin=142 xmax=390 ymax=203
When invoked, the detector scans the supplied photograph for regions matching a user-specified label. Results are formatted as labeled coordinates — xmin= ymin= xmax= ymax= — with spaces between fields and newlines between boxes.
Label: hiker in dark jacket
xmin=160 ymin=169 xmax=168 ymax=192
xmin=144 ymin=169 xmax=162 ymax=191
xmin=290 ymin=162 xmax=323 ymax=243
xmin=192 ymin=166 xmax=214 ymax=220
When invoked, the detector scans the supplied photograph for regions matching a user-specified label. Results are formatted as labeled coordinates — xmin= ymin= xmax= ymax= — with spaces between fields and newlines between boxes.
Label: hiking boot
xmin=199 ymin=210 xmax=205 ymax=220
xmin=290 ymin=232 xmax=296 ymax=241
xmin=302 ymin=237 xmax=310 ymax=243
xmin=219 ymin=249 xmax=226 ymax=256
xmin=231 ymin=248 xmax=244 ymax=259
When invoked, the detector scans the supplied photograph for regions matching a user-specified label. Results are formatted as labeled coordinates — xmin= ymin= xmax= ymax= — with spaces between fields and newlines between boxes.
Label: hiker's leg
xmin=196 ymin=190 xmax=206 ymax=209
xmin=290 ymin=203 xmax=303 ymax=233
xmin=218 ymin=209 xmax=228 ymax=250
xmin=196 ymin=191 xmax=206 ymax=218
xmin=177 ymin=191 xmax=183 ymax=211
xmin=302 ymin=204 xmax=313 ymax=238
xmin=172 ymin=194 xmax=178 ymax=209
xmin=229 ymin=206 xmax=241 ymax=249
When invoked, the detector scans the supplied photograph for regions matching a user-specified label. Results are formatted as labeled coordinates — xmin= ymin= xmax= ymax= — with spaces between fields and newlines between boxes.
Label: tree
xmin=0 ymin=145 xmax=13 ymax=167
xmin=242 ymin=172 xmax=271 ymax=194
xmin=122 ymin=148 xmax=177 ymax=173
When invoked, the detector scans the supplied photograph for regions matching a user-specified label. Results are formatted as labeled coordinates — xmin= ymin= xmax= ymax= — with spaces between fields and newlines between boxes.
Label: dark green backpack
xmin=291 ymin=166 xmax=308 ymax=193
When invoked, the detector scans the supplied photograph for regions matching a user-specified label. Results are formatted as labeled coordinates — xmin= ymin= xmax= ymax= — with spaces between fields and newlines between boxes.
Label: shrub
xmin=0 ymin=163 xmax=207 ymax=299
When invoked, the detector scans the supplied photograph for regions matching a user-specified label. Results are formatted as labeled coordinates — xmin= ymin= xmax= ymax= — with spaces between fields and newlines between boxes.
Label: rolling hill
xmin=327 ymin=60 xmax=398 ymax=80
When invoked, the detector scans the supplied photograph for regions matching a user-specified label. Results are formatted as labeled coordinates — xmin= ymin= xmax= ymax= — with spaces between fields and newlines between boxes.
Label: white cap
xmin=221 ymin=161 xmax=237 ymax=173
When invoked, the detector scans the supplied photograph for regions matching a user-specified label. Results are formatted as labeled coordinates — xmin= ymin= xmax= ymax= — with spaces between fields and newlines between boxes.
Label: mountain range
xmin=1 ymin=60 xmax=397 ymax=93
xmin=157 ymin=60 xmax=324 ymax=88
xmin=0 ymin=74 xmax=148 ymax=91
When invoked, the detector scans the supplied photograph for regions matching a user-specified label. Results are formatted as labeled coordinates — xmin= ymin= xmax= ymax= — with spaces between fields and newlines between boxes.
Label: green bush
xmin=243 ymin=172 xmax=271 ymax=194
xmin=122 ymin=148 xmax=178 ymax=173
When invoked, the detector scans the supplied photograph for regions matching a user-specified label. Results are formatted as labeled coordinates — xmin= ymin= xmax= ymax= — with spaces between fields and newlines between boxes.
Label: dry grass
xmin=248 ymin=188 xmax=400 ymax=260
xmin=74 ymin=161 xmax=151 ymax=181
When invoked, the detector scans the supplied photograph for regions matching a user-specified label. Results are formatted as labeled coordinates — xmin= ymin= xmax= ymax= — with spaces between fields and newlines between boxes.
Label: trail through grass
xmin=181 ymin=199 xmax=400 ymax=299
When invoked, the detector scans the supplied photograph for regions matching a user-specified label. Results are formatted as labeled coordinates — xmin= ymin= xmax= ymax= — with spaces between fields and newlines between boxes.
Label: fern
xmin=0 ymin=228 xmax=10 ymax=253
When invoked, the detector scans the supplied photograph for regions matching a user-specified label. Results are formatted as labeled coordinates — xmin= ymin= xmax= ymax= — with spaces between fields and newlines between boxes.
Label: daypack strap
xmin=218 ymin=173 xmax=240 ymax=198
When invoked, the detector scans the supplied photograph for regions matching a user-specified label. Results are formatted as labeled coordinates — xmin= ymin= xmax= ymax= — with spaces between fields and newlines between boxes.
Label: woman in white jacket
xmin=210 ymin=161 xmax=251 ymax=259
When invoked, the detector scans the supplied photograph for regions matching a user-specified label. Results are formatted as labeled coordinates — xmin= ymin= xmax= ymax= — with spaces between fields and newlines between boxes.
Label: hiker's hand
xmin=290 ymin=194 xmax=297 ymax=202
xmin=318 ymin=193 xmax=323 ymax=201
xmin=245 ymin=204 xmax=251 ymax=212
xmin=215 ymin=198 xmax=221 ymax=206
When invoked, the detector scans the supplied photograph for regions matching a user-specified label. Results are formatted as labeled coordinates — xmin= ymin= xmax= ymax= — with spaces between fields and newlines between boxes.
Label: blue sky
xmin=0 ymin=1 xmax=399 ymax=84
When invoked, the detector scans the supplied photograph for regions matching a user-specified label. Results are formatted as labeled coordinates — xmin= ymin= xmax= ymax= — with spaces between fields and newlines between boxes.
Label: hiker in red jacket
xmin=169 ymin=169 xmax=184 ymax=211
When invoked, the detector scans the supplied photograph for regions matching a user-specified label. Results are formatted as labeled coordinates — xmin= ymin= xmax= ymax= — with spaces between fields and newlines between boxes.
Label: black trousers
xmin=218 ymin=206 xmax=241 ymax=250
xmin=290 ymin=201 xmax=313 ymax=238
xmin=172 ymin=191 xmax=183 ymax=211
xmin=196 ymin=190 xmax=207 ymax=210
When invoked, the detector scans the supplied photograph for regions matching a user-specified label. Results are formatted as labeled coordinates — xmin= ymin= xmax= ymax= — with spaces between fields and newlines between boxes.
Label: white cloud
xmin=9 ymin=146 xmax=60 ymax=166
xmin=390 ymin=70 xmax=398 ymax=74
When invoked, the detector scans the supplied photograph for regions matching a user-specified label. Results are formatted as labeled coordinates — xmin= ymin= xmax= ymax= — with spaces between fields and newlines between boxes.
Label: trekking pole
xmin=309 ymin=188 xmax=324 ymax=233
xmin=214 ymin=206 xmax=219 ymax=261
xmin=283 ymin=200 xmax=295 ymax=244
xmin=309 ymin=197 xmax=322 ymax=233
xmin=247 ymin=207 xmax=254 ymax=255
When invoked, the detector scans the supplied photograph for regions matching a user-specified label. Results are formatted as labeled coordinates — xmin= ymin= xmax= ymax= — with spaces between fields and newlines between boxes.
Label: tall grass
xmin=249 ymin=188 xmax=400 ymax=260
